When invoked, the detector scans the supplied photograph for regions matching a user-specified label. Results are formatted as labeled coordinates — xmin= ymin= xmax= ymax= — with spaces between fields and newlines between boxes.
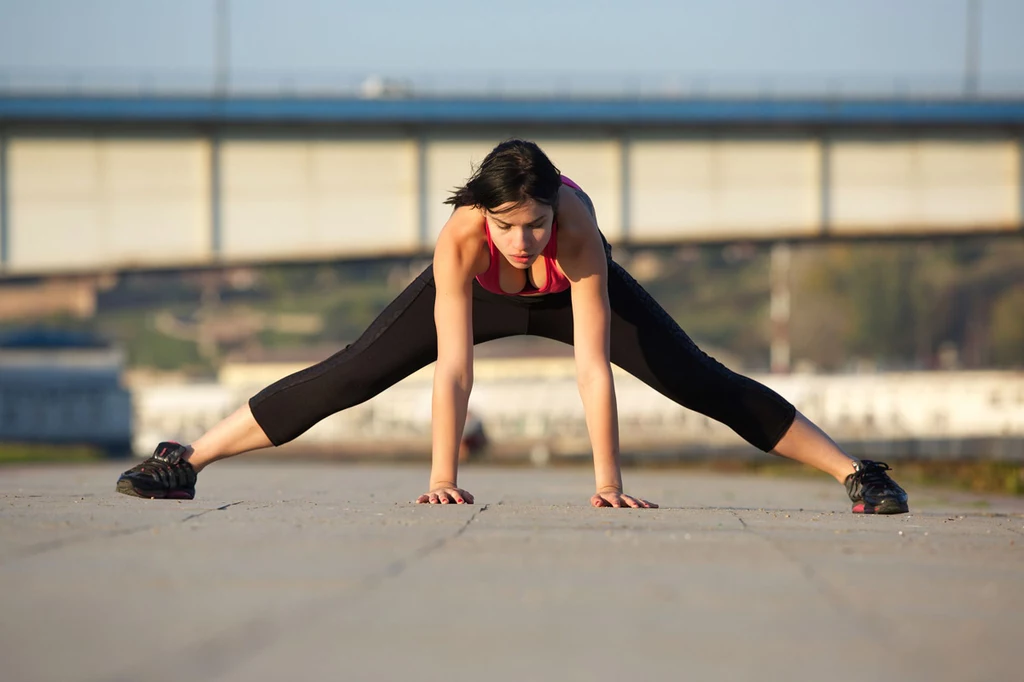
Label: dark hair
xmin=445 ymin=139 xmax=562 ymax=212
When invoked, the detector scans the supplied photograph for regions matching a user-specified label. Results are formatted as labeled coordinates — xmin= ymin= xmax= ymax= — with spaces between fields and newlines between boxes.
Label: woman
xmin=117 ymin=139 xmax=908 ymax=514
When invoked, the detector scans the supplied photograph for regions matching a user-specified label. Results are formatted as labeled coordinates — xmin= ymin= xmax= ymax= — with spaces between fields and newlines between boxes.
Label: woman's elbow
xmin=435 ymin=360 xmax=474 ymax=392
xmin=575 ymin=359 xmax=612 ymax=390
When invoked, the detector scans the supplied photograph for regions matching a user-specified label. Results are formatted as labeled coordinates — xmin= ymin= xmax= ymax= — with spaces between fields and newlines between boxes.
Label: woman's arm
xmin=558 ymin=188 xmax=656 ymax=509
xmin=417 ymin=208 xmax=480 ymax=504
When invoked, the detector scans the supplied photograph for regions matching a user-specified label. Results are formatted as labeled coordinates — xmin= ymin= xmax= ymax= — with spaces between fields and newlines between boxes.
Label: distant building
xmin=0 ymin=329 xmax=133 ymax=455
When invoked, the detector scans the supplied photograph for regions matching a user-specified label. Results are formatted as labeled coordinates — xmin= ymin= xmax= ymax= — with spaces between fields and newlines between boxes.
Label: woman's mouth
xmin=509 ymin=254 xmax=532 ymax=264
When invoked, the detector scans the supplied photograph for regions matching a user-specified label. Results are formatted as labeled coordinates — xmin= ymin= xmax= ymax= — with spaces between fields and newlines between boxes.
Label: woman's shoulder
xmin=435 ymin=205 xmax=489 ymax=275
xmin=555 ymin=185 xmax=601 ymax=259
xmin=438 ymin=205 xmax=487 ymax=248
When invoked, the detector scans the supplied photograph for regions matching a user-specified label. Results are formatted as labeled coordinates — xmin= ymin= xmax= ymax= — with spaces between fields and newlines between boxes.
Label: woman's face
xmin=485 ymin=199 xmax=554 ymax=269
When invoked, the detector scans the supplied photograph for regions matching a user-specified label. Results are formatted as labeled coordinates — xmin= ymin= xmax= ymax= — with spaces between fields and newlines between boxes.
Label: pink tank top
xmin=475 ymin=175 xmax=579 ymax=296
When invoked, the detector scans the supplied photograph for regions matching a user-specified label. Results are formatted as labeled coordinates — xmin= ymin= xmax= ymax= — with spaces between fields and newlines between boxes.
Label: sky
xmin=0 ymin=0 xmax=1022 ymax=95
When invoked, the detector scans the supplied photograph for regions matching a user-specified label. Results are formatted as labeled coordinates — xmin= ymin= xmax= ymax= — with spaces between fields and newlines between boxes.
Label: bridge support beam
xmin=819 ymin=135 xmax=832 ymax=237
xmin=0 ymin=128 xmax=8 ymax=271
xmin=417 ymin=135 xmax=429 ymax=250
xmin=619 ymin=133 xmax=631 ymax=242
xmin=210 ymin=131 xmax=223 ymax=259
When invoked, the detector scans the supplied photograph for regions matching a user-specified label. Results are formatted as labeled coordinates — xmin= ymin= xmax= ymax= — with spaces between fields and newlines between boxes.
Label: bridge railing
xmin=3 ymin=68 xmax=1024 ymax=100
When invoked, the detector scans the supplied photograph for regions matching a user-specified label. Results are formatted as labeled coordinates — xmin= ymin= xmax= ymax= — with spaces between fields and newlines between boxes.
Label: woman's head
xmin=445 ymin=139 xmax=562 ymax=213
xmin=446 ymin=140 xmax=562 ymax=269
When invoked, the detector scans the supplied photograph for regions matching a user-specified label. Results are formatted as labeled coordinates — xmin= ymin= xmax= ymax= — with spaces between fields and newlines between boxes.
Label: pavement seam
xmin=181 ymin=500 xmax=246 ymax=522
xmin=94 ymin=505 xmax=491 ymax=682
xmin=729 ymin=510 xmax=896 ymax=646
xmin=2 ymin=524 xmax=156 ymax=565
xmin=738 ymin=521 xmax=950 ymax=681
xmin=1003 ymin=525 xmax=1024 ymax=537
xmin=3 ymin=501 xmax=246 ymax=565
xmin=371 ymin=503 xmax=489 ymax=585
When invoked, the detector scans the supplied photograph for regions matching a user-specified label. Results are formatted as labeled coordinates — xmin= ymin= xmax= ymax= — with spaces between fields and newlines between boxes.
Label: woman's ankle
xmin=181 ymin=444 xmax=209 ymax=472
xmin=832 ymin=458 xmax=858 ymax=484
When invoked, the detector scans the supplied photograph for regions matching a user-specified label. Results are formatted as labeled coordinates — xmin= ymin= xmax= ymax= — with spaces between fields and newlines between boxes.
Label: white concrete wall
xmin=532 ymin=138 xmax=623 ymax=239
xmin=8 ymin=137 xmax=211 ymax=273
xmin=133 ymin=366 xmax=1024 ymax=457
xmin=3 ymin=133 xmax=1021 ymax=275
xmin=628 ymin=138 xmax=821 ymax=240
xmin=0 ymin=136 xmax=5 ymax=251
xmin=220 ymin=137 xmax=419 ymax=260
xmin=830 ymin=138 xmax=1020 ymax=233
xmin=424 ymin=138 xmax=495 ymax=243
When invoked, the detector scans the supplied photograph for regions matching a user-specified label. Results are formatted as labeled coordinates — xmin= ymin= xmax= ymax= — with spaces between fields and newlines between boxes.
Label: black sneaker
xmin=845 ymin=460 xmax=909 ymax=514
xmin=116 ymin=442 xmax=197 ymax=500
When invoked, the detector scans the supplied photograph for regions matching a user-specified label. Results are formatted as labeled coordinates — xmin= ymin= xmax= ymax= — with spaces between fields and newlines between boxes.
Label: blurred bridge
xmin=0 ymin=91 xmax=1023 ymax=279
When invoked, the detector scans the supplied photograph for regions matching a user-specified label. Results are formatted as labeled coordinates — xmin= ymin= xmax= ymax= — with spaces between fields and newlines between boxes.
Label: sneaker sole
xmin=116 ymin=478 xmax=194 ymax=500
xmin=852 ymin=500 xmax=909 ymax=514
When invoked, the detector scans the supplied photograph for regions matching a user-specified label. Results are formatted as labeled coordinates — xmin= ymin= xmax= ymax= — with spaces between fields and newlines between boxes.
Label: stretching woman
xmin=117 ymin=139 xmax=909 ymax=514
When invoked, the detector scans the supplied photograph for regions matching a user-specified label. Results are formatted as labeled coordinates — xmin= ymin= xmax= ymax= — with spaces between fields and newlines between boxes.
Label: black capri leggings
xmin=249 ymin=260 xmax=797 ymax=453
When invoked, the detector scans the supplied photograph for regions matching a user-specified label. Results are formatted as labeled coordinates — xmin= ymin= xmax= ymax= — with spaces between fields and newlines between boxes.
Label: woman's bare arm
xmin=557 ymin=188 xmax=656 ymax=508
xmin=418 ymin=207 xmax=483 ymax=504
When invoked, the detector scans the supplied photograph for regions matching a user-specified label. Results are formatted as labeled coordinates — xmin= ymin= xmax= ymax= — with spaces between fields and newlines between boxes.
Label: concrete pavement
xmin=2 ymin=461 xmax=1022 ymax=682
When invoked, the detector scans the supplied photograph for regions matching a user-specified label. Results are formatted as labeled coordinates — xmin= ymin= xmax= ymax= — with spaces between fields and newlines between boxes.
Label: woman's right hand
xmin=416 ymin=486 xmax=475 ymax=504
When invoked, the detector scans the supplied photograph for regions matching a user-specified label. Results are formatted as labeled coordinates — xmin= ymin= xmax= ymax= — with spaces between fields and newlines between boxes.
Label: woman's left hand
xmin=590 ymin=491 xmax=658 ymax=508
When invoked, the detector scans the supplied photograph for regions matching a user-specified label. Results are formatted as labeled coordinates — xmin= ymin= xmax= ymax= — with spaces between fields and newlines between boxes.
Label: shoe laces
xmin=152 ymin=443 xmax=183 ymax=464
xmin=852 ymin=460 xmax=896 ymax=490
xmin=134 ymin=444 xmax=195 ymax=486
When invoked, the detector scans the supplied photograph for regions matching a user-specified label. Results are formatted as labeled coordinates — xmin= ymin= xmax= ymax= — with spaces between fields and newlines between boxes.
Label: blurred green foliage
xmin=3 ymin=236 xmax=1021 ymax=375
xmin=728 ymin=458 xmax=1024 ymax=497
xmin=0 ymin=444 xmax=106 ymax=464
xmin=787 ymin=238 xmax=1024 ymax=371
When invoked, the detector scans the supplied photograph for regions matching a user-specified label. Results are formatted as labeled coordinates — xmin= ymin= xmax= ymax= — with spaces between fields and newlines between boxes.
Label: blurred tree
xmin=15 ymin=236 xmax=1019 ymax=375
xmin=790 ymin=237 xmax=1024 ymax=372
xmin=989 ymin=284 xmax=1024 ymax=367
